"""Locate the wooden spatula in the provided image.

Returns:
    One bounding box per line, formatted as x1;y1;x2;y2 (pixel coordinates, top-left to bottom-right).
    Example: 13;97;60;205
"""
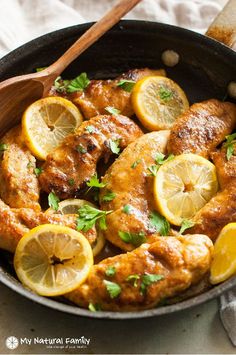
0;0;142;135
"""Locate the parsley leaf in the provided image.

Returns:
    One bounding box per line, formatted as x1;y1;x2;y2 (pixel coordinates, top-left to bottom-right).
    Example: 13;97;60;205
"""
105;107;121;115
149;211;170;236
86;173;106;189
159;87;173;101
155;153;174;165
48;192;60;211
140;274;164;295
88;303;101;312
104;280;121;299
131;159;142;169
148;164;159;176
66;72;90;93
179;219;195;234
108;139;120;154
224;133;236;160
68;178;75;186
76;204;112;232
0;143;8;152
126;274;140;287
105;266;116;277
35;66;47;72
118;231;146;247
76;144;87;154
86;125;95;134
53;76;70;93
123;204;132;214
116;79;136;92
34;167;43;177
102;191;116;202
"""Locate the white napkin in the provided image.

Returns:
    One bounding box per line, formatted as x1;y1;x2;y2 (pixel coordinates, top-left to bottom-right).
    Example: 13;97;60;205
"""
1;0;236;347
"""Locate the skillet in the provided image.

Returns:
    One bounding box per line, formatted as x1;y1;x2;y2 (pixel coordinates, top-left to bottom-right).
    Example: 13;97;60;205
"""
0;3;236;319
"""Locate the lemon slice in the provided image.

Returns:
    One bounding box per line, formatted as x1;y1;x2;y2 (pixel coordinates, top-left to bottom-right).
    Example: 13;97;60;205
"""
131;76;189;131
154;153;218;226
22;97;83;160
46;199;105;257
14;224;93;296
210;223;236;284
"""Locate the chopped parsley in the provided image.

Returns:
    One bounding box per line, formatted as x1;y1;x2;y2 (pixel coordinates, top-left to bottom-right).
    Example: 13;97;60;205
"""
0;143;8;152
140;274;164;295
88;303;101;312
155;153;174;165
34;167;43;177
27;162;34;169
116;79;136;92
131;159;142;169
107;139;120;154
126;274;140;287
105;107;121;116
149;211;170;236
147;164;159;176
68;178;75;186
86;125;96;134
123;204;132;214
223;133;236;160
86;173;106;189
179;219;195;234
104;280;121;299
76;204;112;232
76;144;87;154
66;72;90;93
105;266;116;277
48;192;60;211
35;66;47;72
53;76;70;93
159;87;173;101
102;191;116;202
118;231;146;247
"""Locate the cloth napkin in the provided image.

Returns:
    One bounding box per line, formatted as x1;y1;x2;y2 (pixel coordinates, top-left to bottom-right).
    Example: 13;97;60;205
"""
0;0;235;347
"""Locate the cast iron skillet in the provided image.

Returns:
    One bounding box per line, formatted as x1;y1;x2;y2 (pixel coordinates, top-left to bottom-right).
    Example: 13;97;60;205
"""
0;21;236;319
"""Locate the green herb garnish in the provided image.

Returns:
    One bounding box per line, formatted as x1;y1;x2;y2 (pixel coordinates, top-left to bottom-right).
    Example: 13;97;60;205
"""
123;204;132;214
118;231;146;247
126;274;140;287
104;280;121;299
108;139;120;155
223;133;236;160
116;79;136;92
86;125;96;133
68;178;75;186
76;144;87;154
0;143;8;152
159;87;173;101
102;191;116;202
179;219;195;234
76;204;112;232
88;303;101;312
34;167;43;177
48;192;60;211
147;164;159;176
105;107;121;116
27;162;34;169
131;159;142;169
86;173;106;189
53;76;70;93
149;211;170;236
66;72;90;93
105;266;116;277
140;274;164;295
155;153;174;165
35;67;47;72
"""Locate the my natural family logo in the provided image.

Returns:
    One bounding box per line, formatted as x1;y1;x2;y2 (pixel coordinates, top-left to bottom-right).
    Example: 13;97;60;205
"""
5;335;91;350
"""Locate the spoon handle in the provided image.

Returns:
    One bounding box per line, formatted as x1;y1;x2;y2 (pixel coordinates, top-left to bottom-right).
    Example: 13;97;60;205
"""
48;0;142;75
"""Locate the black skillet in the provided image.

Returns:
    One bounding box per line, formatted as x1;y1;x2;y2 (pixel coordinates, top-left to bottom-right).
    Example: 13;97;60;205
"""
0;2;236;319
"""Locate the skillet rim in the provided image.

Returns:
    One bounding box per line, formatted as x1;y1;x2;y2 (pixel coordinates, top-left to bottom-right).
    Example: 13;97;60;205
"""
0;20;235;319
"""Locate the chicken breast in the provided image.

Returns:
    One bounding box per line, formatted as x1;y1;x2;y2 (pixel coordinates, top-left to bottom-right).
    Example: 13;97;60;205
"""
39;114;143;199
66;234;213;311
0;126;40;210
67;68;166;119
99;131;170;251
211;146;236;189
0;201;96;253
168;99;236;158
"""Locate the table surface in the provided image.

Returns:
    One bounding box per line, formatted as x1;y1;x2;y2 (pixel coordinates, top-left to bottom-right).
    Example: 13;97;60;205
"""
0;282;235;354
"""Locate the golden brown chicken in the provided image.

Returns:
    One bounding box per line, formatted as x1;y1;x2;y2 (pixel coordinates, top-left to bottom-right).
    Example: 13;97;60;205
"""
66;68;166;119
168;99;236;158
0;126;40;210
66;234;213;311
211;146;236;189
0;200;96;253
39;114;143;199
100;131;170;251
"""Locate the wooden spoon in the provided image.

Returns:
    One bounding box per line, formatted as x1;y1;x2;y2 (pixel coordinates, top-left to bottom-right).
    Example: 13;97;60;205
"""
0;0;142;135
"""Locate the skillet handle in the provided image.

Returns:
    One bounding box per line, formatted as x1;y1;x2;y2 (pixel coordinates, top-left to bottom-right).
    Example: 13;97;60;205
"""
206;0;236;50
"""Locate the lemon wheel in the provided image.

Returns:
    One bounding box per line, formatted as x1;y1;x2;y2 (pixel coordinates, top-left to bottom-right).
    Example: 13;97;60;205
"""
46;199;105;257
22;97;83;160
14;224;93;296
154;153;218;226
132;76;189;131
210;223;236;284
